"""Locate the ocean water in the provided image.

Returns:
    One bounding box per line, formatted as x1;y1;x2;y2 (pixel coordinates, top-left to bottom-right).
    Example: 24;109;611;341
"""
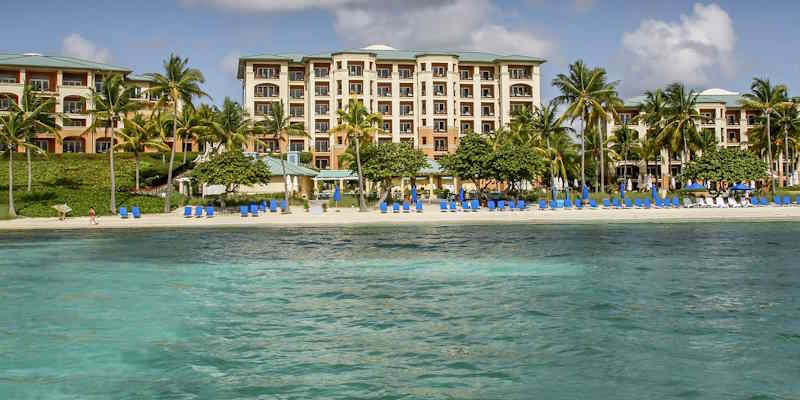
0;223;798;399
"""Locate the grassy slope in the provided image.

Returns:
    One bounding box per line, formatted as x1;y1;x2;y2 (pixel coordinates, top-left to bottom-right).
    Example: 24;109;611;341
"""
0;153;192;217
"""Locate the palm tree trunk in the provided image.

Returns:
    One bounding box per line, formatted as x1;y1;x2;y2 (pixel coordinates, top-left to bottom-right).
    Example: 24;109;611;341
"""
280;136;291;213
354;135;367;212
135;152;140;192
26;146;32;192
183;141;188;165
580;114;586;191
784;128;789;187
766;113;775;194
8;148;16;218
164;102;178;213
547;136;554;199
599;118;605;193
107;124;116;214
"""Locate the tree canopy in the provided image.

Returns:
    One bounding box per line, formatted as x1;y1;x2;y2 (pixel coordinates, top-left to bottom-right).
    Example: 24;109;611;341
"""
680;148;768;183
438;133;495;185
357;142;427;199
192;150;271;195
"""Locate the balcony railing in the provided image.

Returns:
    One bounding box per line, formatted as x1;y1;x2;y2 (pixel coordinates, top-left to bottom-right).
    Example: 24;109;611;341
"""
377;70;391;79
289;73;304;81
315;90;329;96
434;144;448;151
378;90;391;97
400;109;413;116
399;91;413;97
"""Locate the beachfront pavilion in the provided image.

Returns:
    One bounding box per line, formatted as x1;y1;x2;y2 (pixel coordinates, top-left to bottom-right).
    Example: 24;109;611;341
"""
202;156;318;199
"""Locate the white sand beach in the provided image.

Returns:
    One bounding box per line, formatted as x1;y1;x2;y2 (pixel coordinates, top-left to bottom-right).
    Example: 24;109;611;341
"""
2;205;800;231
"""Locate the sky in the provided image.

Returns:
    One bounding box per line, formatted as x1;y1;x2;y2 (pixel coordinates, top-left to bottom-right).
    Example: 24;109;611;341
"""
5;0;800;106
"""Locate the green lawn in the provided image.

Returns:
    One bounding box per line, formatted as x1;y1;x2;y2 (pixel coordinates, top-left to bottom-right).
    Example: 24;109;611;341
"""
1;153;192;218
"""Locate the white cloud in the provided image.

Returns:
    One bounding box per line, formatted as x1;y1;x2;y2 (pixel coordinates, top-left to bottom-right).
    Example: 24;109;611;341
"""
182;0;553;57
218;50;241;78
620;3;736;91
61;33;113;63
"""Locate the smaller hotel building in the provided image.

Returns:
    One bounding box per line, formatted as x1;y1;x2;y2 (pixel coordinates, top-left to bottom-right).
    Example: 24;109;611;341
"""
608;88;762;186
0;53;195;154
237;45;545;169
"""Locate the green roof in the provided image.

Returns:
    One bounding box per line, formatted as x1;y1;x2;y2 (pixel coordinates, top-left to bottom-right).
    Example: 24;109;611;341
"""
315;169;358;180
623;93;748;108
419;159;444;175
127;74;154;82
238;48;545;78
0;53;130;73
260;156;318;177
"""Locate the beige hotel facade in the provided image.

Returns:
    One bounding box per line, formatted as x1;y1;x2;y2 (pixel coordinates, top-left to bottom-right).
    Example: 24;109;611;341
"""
237;45;545;169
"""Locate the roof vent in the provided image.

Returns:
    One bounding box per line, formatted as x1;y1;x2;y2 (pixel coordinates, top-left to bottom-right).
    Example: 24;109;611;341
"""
362;44;397;51
23;52;43;56
699;88;739;96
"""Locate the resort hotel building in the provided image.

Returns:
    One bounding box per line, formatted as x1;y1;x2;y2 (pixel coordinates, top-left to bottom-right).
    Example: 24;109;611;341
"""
236;45;545;169
0;53;197;154
608;88;767;188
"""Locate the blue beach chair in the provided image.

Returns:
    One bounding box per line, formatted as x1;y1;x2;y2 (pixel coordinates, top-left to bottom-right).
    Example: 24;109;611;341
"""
760;196;768;206
574;199;583;209
750;197;758;207
538;199;547;210
280;200;287;212
590;199;598;209
497;200;506;210
624;198;633;209
653;197;662;208
249;203;258;216
184;206;192;218
119;207;128;219
672;197;680;208
462;201;471;211
393;202;400;213
195;206;203;217
380;202;388;213
205;206;214;217
472;199;480;211
612;198;621;209
488;200;496;211
796;196;800;206
517;200;525;210
783;196;791;207
416;201;423;213
440;200;448;212
643;198;651;209
269;199;278;212
634;198;643;209
240;205;248;217
564;198;572;209
773;196;781;206
602;198;611;209
550;199;559;210
449;201;457;212
402;202;411;213
508;200;516;211
259;200;267;212
132;206;141;218
662;198;671;209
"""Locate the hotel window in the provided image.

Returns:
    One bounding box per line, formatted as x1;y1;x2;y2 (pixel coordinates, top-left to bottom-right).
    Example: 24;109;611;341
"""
315;103;329;115
0;73;16;83
315;120;329;133
62;74;83;87
461;87;471;98
460;69;471;80
461;105;471;116
63;118;86;127
30;76;50;91
314;138;329;152
315;157;329;169
511;85;531;97
63;99;84;114
315;84;329;96
434;138;447;151
400;121;412;133
482;105;493;116
510;68;530;79
727;115;738;125
255;103;269;115
482;122;492;133
481;87;492;98
400;104;412;116
290;71;304;81
420;63;426;71
314;67;329;78
382;121;391;131
289;105;304;117
619;113;631;124
289;140;305;152
337;136;343;145
95;140;112;153
0;96;10;110
131;87;143;98
377;68;391;78
378;103;390;115
94;76;104;92
290;87;304;99
747;114;757;126
256;67;277;79
349;64;362;76
481;70;493;80
435;120;446;132
434;84;445;96
336;61;342;70
62;139;83;153
255;85;279;97
422;137;427;145
349;82;362;94
400;86;412;97
398;68;411;79
377;86;391;97
432;66;446;77
421;101;426;115
434;102;446;114
461;122;471;132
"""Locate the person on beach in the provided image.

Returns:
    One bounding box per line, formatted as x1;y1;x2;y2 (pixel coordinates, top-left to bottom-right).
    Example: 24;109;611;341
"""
89;207;98;225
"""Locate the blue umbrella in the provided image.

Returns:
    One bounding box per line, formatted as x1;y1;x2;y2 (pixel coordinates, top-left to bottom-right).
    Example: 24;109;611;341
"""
620;181;625;199
411;185;418;203
686;183;705;191
459;187;465;202
582;184;589;200
566;186;571;202
652;183;658;200
333;185;341;204
730;183;752;192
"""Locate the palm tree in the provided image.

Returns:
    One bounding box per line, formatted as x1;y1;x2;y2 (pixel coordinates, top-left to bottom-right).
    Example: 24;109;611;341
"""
584;126;619;190
202;98;263;153
662;83;701;166
146;54;208;213
610;123;640;182
17;84;59;192
693;129;717;154
590;87;622;192
116;114;169;191
260;101;307;213
635;89;670;186
85;73;141;214
552;60;617;190
740;78;788;193
524;101;572;196
0;99;51;217
333;99;382;211
772;102;799;185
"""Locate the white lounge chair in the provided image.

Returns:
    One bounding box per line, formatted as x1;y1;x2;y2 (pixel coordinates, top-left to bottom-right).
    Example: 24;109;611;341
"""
741;198;751;208
705;197;715;208
728;197;739;208
683;198;694;208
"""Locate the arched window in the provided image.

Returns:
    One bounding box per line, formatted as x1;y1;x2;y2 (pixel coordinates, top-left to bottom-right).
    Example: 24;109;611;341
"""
254;84;279;98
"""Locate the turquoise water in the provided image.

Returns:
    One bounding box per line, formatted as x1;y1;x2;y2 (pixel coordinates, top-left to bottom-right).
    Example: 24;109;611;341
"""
1;223;799;399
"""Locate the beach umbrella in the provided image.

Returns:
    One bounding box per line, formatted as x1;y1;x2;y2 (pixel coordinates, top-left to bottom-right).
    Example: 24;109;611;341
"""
573;179;578;188
582;184;589;200
670;176;676;190
686;183;705;191
626;178;632;192
51;203;72;215
730;183;752;192
458;187;465;202
645;175;651;189
333;185;341;205
411;185;418;203
652;184;658;200
620;181;625;199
